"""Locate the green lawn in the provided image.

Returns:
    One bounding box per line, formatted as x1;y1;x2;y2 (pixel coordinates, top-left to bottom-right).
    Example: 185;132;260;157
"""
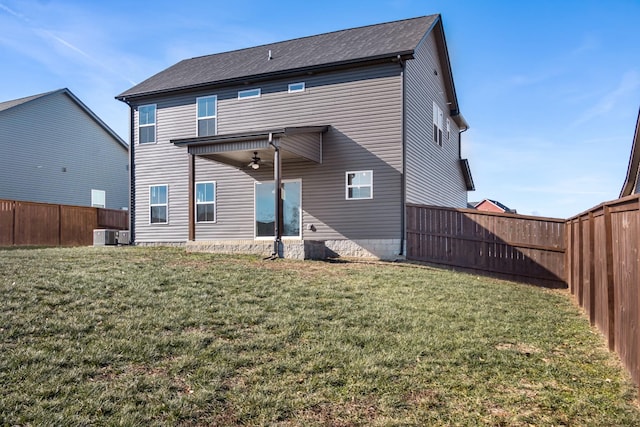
1;246;638;426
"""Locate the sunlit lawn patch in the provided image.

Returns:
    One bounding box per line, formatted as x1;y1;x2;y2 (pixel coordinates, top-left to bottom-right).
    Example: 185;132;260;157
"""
1;246;638;425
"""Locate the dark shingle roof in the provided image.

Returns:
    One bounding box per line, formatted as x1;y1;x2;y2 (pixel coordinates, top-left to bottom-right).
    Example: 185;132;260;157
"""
0;90;58;113
117;15;439;100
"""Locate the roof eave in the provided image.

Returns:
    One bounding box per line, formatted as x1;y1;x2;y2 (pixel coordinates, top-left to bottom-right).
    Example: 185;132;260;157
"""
431;17;463;121
59;89;128;149
116;51;415;103
620;108;640;197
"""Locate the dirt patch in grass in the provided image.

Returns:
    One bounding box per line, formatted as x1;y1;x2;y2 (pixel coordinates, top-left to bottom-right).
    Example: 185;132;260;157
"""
495;342;542;355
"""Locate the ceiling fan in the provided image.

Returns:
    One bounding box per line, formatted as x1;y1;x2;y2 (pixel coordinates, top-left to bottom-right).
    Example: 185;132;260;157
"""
248;151;261;169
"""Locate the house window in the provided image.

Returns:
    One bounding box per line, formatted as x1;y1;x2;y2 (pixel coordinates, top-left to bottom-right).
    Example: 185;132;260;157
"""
150;185;168;224
91;189;105;208
346;171;373;200
139;104;156;144
446;118;451;140
197;96;217;137
238;88;261;99
433;102;443;146
255;180;301;239
196;182;216;222
288;82;305;93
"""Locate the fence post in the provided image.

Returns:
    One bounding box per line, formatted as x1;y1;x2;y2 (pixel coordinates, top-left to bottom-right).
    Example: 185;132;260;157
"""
569;219;574;294
577;216;584;305
604;205;615;351
588;212;596;326
12;200;16;245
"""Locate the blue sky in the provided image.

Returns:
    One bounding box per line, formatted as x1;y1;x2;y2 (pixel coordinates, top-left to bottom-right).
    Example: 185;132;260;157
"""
0;0;638;218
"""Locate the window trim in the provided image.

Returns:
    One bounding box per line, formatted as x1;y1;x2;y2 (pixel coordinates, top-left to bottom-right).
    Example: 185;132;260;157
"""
149;184;168;224
91;189;106;208
238;88;261;99
254;179;302;240
195;181;216;223
196;95;217;137
138;104;156;144
345;170;373;200
288;82;305;93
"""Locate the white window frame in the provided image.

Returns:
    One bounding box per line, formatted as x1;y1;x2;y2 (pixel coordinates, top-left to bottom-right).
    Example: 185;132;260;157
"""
195;181;216;223
238;88;261;99
149;184;168;224
196;95;217;137
433;101;444;146
138;104;156;144
345;170;373;200
288;82;305;93
254;179;302;240
91;189;106;208
446;118;451;140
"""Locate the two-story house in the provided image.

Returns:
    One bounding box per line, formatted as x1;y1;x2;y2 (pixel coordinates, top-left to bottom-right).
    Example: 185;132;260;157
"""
116;14;474;259
0;88;129;210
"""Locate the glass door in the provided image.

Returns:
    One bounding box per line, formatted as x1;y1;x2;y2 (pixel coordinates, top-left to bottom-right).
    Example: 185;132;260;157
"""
255;180;301;238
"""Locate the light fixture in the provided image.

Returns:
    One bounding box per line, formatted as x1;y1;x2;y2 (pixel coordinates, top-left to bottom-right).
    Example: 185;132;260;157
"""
249;152;260;169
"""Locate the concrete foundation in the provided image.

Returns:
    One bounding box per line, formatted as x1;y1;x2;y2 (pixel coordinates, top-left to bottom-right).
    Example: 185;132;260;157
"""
185;239;404;260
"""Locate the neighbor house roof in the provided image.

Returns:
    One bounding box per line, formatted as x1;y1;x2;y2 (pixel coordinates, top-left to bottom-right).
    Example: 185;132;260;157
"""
116;14;462;119
470;199;516;214
0;88;128;149
0;90;59;113
620;108;640;197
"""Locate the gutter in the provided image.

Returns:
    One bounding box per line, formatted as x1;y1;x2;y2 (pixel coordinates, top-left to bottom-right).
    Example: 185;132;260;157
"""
116;53;416;102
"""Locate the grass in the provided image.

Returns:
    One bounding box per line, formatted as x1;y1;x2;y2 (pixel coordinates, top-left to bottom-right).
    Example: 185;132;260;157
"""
0;246;639;426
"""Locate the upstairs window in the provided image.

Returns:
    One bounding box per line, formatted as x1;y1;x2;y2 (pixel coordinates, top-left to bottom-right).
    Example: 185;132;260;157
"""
288;82;305;93
139;104;156;144
197;96;217;136
238;88;261;99
446;118;451;140
433;102;443;146
150;185;168;224
196;182;216;222
346;171;373;200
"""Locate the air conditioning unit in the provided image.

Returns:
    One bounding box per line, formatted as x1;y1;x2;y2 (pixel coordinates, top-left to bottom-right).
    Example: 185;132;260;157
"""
93;229;118;246
117;230;130;245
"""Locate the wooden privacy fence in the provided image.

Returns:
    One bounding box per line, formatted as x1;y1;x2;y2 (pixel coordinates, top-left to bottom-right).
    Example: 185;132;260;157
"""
0;199;128;246
406;204;566;288
567;194;640;389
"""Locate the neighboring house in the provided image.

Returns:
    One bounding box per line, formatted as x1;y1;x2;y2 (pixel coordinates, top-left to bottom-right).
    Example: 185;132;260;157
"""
620;108;640;197
0;88;129;210
116;14;474;259
469;199;517;214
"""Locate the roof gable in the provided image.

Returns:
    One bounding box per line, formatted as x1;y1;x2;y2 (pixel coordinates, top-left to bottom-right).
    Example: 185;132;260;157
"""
117;15;439;100
0;88;128;150
0;90;59;113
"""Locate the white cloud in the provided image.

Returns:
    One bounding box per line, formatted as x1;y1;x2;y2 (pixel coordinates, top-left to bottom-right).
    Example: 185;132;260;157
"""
571;70;640;127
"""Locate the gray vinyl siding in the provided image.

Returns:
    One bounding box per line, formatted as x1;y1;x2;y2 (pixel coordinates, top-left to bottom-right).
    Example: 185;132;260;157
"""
404;31;468;207
132;63;403;243
0;92;129;209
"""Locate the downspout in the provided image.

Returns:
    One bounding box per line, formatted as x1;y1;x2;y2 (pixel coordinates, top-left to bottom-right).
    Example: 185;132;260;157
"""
399;55;406;257
458;124;468;158
128;104;135;244
270;133;283;257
